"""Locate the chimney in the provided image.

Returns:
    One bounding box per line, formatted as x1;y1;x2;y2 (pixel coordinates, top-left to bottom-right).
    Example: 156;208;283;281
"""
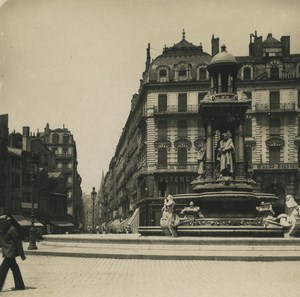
211;34;219;57
145;43;151;72
281;35;290;57
45;123;50;136
253;34;263;58
22;126;30;151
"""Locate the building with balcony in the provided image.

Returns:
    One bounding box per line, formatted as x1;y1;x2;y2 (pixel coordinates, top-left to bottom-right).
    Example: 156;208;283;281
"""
37;123;83;227
101;31;300;226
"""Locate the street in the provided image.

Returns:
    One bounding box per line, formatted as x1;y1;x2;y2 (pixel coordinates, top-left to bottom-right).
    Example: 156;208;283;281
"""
1;255;300;297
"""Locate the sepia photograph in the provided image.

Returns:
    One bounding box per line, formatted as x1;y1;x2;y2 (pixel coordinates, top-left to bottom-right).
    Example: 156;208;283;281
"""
0;0;300;296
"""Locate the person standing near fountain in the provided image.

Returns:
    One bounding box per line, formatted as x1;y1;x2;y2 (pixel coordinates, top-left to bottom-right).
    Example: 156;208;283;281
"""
218;132;235;176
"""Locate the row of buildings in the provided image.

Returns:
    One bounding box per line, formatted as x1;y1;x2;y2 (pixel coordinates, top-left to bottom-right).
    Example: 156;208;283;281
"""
0;118;84;234
99;31;300;227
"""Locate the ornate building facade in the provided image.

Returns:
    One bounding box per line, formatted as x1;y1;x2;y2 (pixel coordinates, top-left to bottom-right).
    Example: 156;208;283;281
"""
101;31;300;226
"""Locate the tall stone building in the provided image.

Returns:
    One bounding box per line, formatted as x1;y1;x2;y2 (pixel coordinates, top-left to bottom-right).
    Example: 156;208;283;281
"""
101;31;300;226
37;123;83;227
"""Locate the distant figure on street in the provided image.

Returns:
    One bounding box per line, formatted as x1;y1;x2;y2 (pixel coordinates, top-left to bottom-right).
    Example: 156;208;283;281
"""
0;215;26;291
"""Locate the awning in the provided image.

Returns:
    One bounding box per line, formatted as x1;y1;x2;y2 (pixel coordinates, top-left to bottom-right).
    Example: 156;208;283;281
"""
24;217;44;228
11;215;31;227
50;220;74;228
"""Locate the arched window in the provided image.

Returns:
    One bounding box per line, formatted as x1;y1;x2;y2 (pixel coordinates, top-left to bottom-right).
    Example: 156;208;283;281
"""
157;66;169;82
158;148;168;168
199;68;207;80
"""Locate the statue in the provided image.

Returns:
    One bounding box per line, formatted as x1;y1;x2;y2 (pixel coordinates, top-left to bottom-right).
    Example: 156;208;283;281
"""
260;195;300;237
160;194;180;237
217;132;235;175
197;143;206;179
180;202;204;225
277;195;300;237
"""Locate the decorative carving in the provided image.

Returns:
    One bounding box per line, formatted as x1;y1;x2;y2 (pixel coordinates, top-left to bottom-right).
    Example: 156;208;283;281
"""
266;137;285;149
194;137;206;150
216;132;235;175
174;138;192;150
180;202;204;226
154;139;171;150
184;218;264;227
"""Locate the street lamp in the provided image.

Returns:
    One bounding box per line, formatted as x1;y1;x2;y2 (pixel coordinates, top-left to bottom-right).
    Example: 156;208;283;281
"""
91;187;97;233
28;152;39;250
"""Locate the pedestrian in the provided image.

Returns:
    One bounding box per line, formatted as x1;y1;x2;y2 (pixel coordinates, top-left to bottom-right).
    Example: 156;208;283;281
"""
0;215;26;291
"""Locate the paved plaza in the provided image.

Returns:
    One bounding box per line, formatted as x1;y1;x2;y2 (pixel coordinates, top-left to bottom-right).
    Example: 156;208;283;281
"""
1;255;300;297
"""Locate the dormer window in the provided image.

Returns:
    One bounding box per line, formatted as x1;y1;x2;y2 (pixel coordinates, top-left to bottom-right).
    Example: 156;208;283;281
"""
159;69;166;78
174;62;191;82
243;67;251;80
178;69;187;80
157;66;169;82
199;68;207;80
52;134;59;144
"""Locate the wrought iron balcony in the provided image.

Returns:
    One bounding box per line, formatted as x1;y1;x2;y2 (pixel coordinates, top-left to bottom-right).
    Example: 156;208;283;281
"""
153;105;198;114
254;103;295;112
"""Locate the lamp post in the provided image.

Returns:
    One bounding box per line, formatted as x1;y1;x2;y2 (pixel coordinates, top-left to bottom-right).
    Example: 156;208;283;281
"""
91;187;97;233
28;152;39;250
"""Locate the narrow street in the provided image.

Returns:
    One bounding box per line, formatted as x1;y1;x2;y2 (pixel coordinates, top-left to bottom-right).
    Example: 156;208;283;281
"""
2;255;300;297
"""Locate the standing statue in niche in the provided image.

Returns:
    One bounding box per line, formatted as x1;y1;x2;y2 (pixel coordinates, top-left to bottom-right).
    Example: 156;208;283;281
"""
217;132;235;176
197;142;206;179
160;194;180;237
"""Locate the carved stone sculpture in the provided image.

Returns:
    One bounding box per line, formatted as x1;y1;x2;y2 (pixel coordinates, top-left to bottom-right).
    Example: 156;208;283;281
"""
160;194;180;237
180;202;204;225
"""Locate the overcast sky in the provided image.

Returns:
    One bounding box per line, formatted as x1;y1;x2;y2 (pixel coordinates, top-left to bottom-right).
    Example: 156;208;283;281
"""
1;0;300;194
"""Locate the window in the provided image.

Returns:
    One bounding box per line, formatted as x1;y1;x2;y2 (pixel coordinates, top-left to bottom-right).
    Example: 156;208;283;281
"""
178;93;187;112
158;120;167;139
243;67;251;80
298;90;300;109
52;134;59;144
178;69;187;80
158;148;167;168
269;147;280;163
158;181;167;197
158;69;168;82
63;148;68;156
63;134;69;144
269;118;280;136
158;94;167;112
178;181;187;194
178;148;187;168
22;193;31;203
52;147;57;155
270;67;279;79
244;119;252;137
270;91;280;109
178;120;187;138
159;69;166;78
199;68;207;80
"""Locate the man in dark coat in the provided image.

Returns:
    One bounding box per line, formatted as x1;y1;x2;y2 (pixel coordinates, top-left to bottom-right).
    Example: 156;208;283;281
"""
0;215;26;291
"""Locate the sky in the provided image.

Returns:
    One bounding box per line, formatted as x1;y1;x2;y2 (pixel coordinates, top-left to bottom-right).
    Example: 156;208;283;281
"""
0;0;300;194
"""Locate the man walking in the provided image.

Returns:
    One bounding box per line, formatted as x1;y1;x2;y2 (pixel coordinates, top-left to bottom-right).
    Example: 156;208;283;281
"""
0;215;26;291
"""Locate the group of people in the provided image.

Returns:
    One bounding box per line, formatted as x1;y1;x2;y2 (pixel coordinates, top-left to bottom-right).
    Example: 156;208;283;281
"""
0;215;26;291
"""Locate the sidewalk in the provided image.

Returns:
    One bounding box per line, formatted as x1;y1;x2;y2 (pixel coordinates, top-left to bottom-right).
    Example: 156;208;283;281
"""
24;234;300;261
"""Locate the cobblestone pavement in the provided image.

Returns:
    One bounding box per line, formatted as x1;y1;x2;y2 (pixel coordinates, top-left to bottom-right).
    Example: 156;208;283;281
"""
1;256;300;297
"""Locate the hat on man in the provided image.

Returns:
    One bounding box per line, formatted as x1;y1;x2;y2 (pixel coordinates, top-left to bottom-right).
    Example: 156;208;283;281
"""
0;215;11;223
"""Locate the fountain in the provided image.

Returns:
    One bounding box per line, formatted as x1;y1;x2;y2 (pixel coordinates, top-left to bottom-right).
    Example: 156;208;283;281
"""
169;45;283;237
